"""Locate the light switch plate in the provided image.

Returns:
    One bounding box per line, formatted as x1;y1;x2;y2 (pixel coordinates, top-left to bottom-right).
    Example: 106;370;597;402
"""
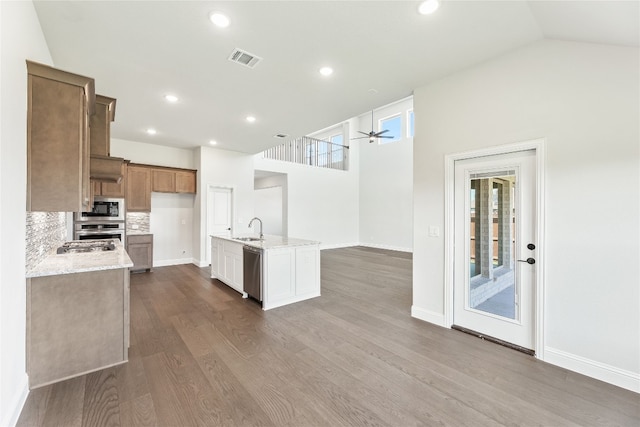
428;226;440;237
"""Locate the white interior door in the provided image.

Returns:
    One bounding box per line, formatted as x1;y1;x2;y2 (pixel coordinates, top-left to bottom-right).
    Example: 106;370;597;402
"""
453;150;537;350
206;187;232;264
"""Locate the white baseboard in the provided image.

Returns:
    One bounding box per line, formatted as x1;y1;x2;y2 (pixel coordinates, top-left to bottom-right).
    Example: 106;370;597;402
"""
319;242;414;253
193;259;209;268
153;258;193;267
319;242;359;250
1;374;29;427
544;346;640;393
360;243;413;253
411;305;446;327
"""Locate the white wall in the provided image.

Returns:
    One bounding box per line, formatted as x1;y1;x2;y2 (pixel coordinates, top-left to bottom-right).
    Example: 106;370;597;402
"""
194;146;256;266
0;2;53;425
358;98;414;252
412;40;639;391
111;138;195;169
150;193;194;266
254;139;360;249
111;138;196;266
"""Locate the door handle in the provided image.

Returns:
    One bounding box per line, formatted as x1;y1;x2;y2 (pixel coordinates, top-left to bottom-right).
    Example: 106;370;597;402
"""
517;258;536;265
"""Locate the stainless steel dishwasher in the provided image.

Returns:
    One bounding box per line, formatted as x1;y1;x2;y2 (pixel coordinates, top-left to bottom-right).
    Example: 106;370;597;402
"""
243;245;263;301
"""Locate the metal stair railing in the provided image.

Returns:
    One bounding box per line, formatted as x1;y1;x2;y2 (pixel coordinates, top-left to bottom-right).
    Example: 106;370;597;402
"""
262;136;349;171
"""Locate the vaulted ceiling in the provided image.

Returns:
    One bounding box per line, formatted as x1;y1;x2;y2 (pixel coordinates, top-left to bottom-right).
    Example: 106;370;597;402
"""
33;1;639;154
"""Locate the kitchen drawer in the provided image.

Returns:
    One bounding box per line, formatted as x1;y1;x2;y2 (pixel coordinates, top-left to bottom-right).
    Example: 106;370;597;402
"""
127;234;153;245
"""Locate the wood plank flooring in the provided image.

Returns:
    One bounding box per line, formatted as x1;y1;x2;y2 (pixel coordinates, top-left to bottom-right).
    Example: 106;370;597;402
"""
17;247;640;426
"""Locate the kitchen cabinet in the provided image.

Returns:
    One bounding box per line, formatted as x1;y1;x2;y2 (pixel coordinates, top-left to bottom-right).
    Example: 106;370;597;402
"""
92;162;127;198
127;234;153;272
152;168;175;193
27;268;130;388
126;165;151;211
210;235;320;309
26;60;95;212
263;244;320;310
152;167;197;194
89;95;116;156
176;170;197;193
211;237;245;296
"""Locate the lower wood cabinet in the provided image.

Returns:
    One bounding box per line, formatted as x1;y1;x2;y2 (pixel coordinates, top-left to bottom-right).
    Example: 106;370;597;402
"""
27;268;129;388
127;234;153;272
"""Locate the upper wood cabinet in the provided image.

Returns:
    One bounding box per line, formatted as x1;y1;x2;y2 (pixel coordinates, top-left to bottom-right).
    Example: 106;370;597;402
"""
176;171;197;193
126;163;196;211
152;169;176;193
126;165;151;212
26;60;95;212
150;166;197;194
90;95;116;156
93;162;127;198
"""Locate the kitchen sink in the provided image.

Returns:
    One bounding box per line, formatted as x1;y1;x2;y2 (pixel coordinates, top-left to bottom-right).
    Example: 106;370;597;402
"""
234;237;263;242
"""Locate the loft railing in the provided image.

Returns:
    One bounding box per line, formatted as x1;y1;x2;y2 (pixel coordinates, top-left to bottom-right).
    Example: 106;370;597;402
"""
262;136;349;171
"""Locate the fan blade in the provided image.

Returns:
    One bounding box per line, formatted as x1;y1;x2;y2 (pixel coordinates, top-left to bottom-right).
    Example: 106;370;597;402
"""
378;135;394;139
357;131;371;136
350;136;372;140
375;129;390;135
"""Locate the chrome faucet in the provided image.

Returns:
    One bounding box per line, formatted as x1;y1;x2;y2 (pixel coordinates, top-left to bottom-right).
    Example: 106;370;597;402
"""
248;217;263;240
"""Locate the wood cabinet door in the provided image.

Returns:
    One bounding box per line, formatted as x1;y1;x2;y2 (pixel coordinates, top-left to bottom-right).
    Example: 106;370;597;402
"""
152;169;175;193
27;74;91;212
100;163;126;198
176;171;196;193
126;166;151;211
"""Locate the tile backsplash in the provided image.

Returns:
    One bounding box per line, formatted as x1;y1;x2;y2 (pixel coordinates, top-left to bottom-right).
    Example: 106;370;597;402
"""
26;212;67;272
127;212;150;234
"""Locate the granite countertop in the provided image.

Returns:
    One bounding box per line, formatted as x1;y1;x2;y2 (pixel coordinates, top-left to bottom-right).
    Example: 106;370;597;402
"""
211;234;320;250
27;239;134;278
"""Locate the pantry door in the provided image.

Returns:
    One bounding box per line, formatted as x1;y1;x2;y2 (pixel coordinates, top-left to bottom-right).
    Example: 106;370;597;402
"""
453;149;537;351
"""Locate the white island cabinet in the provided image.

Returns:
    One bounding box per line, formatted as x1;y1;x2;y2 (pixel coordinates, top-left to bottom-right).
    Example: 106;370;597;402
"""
211;235;320;310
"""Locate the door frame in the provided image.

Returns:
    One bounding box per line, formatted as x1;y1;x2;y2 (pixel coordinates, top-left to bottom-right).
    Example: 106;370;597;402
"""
206;184;235;265
444;138;546;359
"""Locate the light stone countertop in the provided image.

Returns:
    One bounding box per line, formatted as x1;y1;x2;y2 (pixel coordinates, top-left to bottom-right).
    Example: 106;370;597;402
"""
211;234;319;250
26;239;134;278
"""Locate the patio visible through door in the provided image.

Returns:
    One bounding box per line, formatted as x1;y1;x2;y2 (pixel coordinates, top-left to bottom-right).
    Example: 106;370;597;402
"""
453;150;537;351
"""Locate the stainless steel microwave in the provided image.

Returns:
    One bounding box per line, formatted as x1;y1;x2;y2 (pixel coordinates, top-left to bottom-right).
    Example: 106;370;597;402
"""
75;197;125;222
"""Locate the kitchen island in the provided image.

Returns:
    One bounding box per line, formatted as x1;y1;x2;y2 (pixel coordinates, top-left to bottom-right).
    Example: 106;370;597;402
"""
211;234;320;310
26;239;133;389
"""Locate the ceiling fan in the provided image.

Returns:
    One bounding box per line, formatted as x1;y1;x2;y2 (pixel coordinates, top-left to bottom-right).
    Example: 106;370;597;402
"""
351;110;395;143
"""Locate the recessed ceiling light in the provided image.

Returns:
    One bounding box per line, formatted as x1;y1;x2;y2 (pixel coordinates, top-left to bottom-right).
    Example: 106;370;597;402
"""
418;0;440;15
319;66;333;77
246;116;256;123
164;94;178;103
209;12;230;28
146;128;157;135
209;140;217;145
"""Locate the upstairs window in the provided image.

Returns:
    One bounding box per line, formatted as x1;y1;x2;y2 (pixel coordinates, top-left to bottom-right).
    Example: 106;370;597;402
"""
378;114;402;144
407;109;415;138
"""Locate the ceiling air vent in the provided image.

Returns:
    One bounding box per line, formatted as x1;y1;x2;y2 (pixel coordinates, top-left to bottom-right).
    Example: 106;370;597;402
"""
228;48;262;69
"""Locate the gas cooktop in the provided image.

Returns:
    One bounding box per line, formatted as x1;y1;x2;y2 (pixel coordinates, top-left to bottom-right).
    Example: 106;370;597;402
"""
56;239;116;254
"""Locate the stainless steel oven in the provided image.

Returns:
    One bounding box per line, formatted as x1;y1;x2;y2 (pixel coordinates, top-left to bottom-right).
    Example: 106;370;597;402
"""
74;222;125;241
75;197;125;222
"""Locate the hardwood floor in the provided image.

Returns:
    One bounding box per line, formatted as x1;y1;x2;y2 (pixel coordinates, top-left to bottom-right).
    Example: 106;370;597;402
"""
17;247;639;426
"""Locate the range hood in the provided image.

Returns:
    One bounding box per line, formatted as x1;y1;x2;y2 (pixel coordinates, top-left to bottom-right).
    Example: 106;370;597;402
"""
90;154;124;183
